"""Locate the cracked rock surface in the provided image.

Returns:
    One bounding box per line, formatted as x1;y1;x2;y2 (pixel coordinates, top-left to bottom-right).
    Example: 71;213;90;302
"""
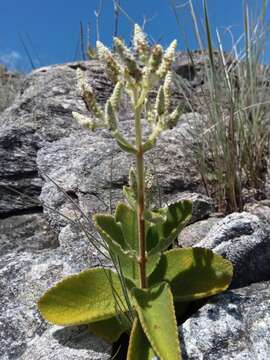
197;212;270;288
180;281;270;360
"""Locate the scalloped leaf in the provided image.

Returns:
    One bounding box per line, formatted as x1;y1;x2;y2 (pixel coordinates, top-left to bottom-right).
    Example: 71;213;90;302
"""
127;318;156;360
147;200;192;255
38;268;126;326
149;248;233;301
123;185;137;209
144;209;166;224
94;211;139;283
115;202;139;252
88;313;131;343
114;203;161;284
132;282;181;360
93;213;136;259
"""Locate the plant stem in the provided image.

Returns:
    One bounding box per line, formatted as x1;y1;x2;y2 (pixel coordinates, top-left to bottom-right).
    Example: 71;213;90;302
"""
135;105;147;288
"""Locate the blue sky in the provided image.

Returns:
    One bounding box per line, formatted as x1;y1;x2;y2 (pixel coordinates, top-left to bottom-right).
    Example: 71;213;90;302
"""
0;0;269;72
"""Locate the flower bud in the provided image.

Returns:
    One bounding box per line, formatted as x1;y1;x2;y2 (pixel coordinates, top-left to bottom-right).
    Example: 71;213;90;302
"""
96;41;121;83
110;81;123;112
129;167;137;194
75;69;103;119
82;89;103;120
157;39;177;78
114;37;142;82
133;24;149;62
155;86;165;116
145;169;154;191
146;109;156;127
167;104;182;129
114;37;133;61
105;100;117;131
148;45;163;73
142;45;163;87
72;111;96;130
164;71;173;112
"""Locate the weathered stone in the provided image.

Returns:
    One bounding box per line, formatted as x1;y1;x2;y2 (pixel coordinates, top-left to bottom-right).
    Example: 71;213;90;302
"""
0;127;42;216
0;213;58;255
0;219;111;359
36;117;206;231
0;61;112;216
197;212;270;288
0;60;205;217
178;216;220;247
244;200;270;223
180;281;270;360
21;325;111;360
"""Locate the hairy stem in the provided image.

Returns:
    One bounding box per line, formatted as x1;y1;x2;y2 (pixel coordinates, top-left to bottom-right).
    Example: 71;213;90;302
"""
135;105;147;288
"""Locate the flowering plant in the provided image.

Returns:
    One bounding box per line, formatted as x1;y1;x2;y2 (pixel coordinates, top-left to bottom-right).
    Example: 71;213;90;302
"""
38;25;233;359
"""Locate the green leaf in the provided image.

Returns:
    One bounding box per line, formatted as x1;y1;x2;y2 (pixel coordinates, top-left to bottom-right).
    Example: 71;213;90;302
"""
132;282;182;360
94;208;140;283
93;213;136;259
147;200;192;255
88;313;131;343
115;202;139;252
123;185;137;209
116;252;140;286
144;209;166;224
127;318;156;360
38;268;126;326
114;203;161;284
149;248;233;301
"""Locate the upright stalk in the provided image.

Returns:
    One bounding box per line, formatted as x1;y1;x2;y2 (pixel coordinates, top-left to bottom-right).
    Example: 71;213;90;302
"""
135;104;147;288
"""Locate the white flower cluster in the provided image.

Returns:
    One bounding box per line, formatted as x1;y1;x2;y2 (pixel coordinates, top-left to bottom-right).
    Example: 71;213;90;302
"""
73;24;181;149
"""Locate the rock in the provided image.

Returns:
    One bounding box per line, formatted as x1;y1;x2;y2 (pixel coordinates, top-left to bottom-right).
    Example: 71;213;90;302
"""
21;325;111;360
0;127;42;216
0;59;205;218
0;217;111;359
178;216;220;247
180;280;270;360
36;118;206;231
244;200;270;223
0;213;58;255
0;61;112;216
172;192;214;224
197;212;270;288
